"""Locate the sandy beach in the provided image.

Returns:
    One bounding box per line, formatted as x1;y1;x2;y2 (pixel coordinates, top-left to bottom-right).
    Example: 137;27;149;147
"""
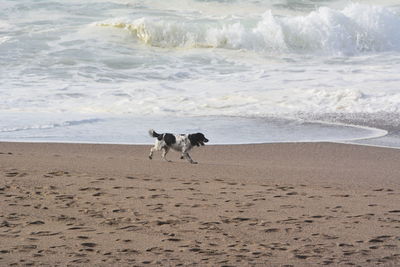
1;141;399;266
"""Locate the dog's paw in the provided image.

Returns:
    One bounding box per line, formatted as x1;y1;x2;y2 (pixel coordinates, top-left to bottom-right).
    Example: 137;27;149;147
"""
191;161;198;164
149;156;152;160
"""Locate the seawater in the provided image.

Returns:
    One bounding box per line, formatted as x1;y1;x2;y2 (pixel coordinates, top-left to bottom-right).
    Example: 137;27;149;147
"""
1;0;400;146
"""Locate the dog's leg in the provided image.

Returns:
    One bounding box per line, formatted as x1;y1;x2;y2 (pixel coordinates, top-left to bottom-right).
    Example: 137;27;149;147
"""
182;152;197;164
149;146;156;159
149;141;162;160
161;147;171;162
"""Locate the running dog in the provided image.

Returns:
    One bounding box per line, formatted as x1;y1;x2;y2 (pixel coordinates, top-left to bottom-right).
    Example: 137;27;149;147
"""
148;129;209;164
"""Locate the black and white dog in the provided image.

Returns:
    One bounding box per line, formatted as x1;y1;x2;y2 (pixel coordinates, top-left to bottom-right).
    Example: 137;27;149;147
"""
148;129;209;164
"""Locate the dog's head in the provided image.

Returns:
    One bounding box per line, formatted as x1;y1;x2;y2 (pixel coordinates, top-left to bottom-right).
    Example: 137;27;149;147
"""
188;133;209;147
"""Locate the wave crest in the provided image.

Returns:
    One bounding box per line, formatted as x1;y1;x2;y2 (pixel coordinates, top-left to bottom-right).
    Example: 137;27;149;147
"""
98;4;400;55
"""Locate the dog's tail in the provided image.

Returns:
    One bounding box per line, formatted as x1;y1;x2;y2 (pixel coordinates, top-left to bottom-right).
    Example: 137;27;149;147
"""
148;129;161;138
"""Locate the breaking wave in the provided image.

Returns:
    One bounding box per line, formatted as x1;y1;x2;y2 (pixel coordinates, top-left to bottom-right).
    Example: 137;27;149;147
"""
98;4;400;55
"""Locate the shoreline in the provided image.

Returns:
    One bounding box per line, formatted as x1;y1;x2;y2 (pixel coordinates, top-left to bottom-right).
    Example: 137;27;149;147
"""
1;141;400;266
0;137;399;150
1;115;395;148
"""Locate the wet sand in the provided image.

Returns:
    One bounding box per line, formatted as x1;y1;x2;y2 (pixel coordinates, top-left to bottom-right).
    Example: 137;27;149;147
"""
1;142;399;266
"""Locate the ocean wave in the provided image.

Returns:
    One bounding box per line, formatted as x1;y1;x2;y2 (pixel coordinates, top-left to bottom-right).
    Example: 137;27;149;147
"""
0;119;103;133
97;4;400;55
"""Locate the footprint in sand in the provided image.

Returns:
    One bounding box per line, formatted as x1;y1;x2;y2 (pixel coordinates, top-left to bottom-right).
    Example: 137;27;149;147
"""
5;172;19;177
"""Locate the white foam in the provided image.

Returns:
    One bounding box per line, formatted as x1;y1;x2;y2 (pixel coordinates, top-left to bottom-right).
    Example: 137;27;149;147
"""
0;36;11;45
0;119;103;133
97;4;400;55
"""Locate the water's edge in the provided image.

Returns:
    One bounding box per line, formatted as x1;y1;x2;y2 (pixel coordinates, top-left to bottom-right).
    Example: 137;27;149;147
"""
1;116;397;149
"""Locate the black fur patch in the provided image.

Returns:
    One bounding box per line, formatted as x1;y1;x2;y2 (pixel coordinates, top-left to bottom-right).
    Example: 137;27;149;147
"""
163;133;176;146
188;133;209;147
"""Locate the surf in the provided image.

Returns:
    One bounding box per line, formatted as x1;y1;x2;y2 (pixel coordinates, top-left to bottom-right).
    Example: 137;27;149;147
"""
97;4;400;55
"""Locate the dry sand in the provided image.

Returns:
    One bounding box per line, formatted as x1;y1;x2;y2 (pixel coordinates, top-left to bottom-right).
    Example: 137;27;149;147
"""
0;142;399;266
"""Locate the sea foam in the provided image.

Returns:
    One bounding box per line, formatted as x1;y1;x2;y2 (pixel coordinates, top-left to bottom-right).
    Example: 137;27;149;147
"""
98;4;400;55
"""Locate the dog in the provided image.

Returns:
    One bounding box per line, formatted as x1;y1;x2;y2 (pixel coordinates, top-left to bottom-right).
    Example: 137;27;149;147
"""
148;129;209;164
